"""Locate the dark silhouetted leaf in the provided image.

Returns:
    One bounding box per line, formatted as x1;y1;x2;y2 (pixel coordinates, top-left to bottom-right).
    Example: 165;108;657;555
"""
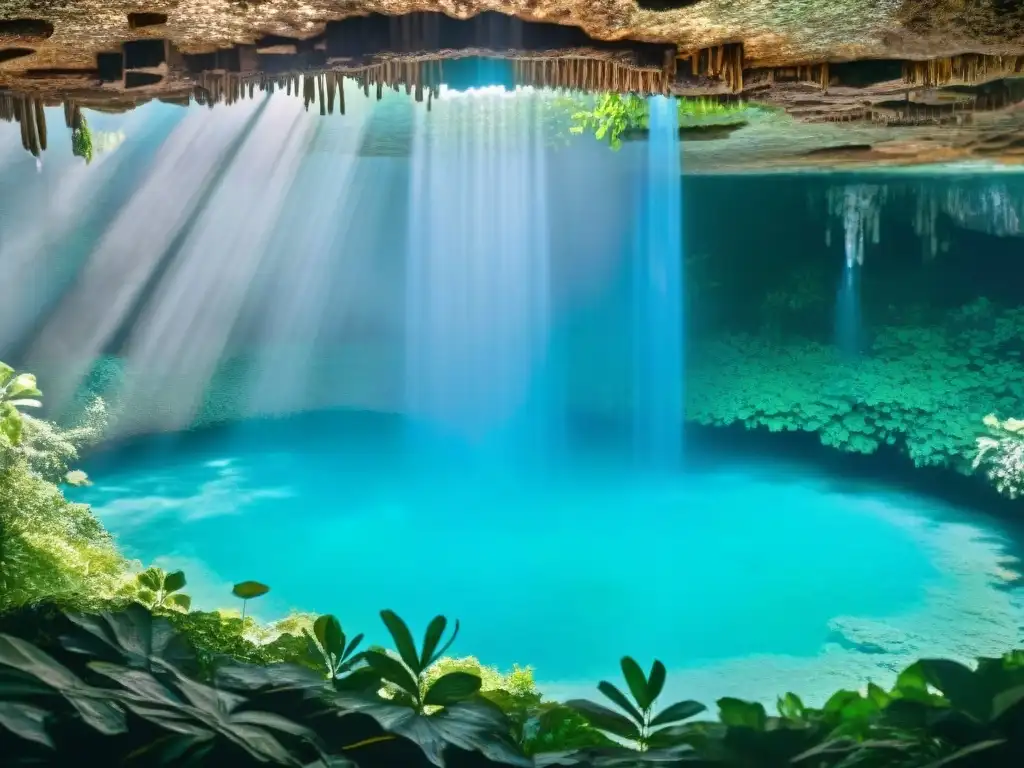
314;615;344;660
163;570;187;594
333;695;528;767
380;610;421;676
565;698;642;741
717;698;767;730
62;605;198;676
649;700;706;727
0;701;53;749
232;581;270;600
598;681;643;725
364;650;419;697
423;671;482;707
620;656;651;711
918;659;990;722
420;616;447;669
647;660;667;705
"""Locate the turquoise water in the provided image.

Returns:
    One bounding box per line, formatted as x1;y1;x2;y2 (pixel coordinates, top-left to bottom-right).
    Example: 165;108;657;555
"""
73;410;1024;707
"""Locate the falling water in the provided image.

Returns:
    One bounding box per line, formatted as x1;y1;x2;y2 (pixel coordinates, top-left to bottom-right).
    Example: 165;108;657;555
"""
831;185;881;357
631;95;683;467
403;91;559;470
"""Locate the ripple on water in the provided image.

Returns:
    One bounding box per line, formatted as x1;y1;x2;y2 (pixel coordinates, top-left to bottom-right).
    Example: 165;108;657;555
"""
74;415;1024;708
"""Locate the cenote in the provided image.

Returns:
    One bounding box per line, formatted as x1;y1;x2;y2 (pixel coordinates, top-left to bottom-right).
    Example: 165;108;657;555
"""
2;69;1024;764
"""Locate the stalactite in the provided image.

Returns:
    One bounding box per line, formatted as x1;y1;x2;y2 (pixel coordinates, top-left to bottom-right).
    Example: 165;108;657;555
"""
902;54;1024;87
34;98;46;152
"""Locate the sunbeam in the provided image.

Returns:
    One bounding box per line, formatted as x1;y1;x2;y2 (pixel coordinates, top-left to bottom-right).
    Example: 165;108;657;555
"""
24;98;266;413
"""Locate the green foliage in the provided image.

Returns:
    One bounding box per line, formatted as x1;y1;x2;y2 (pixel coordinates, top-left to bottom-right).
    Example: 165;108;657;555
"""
569;93;755;150
233;580;270;620
688;300;1024;484
565;656;705;752
0;364;123;613
973;414;1024;499
71;117;93;164
5;602;1024;767
0;363;42;446
132;566;192;612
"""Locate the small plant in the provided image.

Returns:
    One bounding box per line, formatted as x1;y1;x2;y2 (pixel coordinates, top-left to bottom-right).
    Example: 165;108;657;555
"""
135;567;191;612
363;609;480;713
231;580;269;621
973;413;1024;499
302;613;378;690
0;362;43;446
566;656;705;751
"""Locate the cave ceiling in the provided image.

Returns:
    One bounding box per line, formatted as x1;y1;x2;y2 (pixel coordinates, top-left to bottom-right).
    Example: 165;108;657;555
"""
3;0;1024;168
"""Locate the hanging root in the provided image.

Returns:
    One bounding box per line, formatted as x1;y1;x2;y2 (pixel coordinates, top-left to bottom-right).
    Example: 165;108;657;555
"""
677;42;745;92
902;54;1024;87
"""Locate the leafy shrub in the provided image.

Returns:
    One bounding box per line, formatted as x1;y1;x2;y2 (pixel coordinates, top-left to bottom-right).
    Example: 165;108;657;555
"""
3;603;1024;767
0;362;126;612
974;414;1024;499
687;300;1024;489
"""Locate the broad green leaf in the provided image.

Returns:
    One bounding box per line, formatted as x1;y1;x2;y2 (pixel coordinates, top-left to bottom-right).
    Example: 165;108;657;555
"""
619;656;651;711
163;570;187;594
137;568;163;592
334;695;529;767
314;615;344;659
646;660;667;705
823;689;863;713
597;681;644;725
918;659;990;721
419;615;447;669
649;699;706;727
866;683;890;709
564;698;642;742
0;362;14;386
363;650;420;698
428;618;460;666
777;692;805;720
0;702;53;749
232;581;270;600
8;373;41;399
423;671;482;707
717;697;767;730
164;594;192;612
379;610;421;675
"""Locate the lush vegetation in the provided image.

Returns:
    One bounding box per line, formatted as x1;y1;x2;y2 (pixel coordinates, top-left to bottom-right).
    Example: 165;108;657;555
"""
3;598;1024;767
2;361;1024;765
569;94;759;150
71;117;94;164
687;299;1024;496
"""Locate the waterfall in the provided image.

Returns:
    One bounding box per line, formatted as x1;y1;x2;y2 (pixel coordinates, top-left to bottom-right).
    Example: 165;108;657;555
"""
403;90;560;470
631;95;683;468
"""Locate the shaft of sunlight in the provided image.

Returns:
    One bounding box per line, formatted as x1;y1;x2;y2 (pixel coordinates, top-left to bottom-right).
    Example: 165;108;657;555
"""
243;82;379;418
25;99;265;412
116;91;316;434
404;89;559;470
0;130;130;352
631;95;683;468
